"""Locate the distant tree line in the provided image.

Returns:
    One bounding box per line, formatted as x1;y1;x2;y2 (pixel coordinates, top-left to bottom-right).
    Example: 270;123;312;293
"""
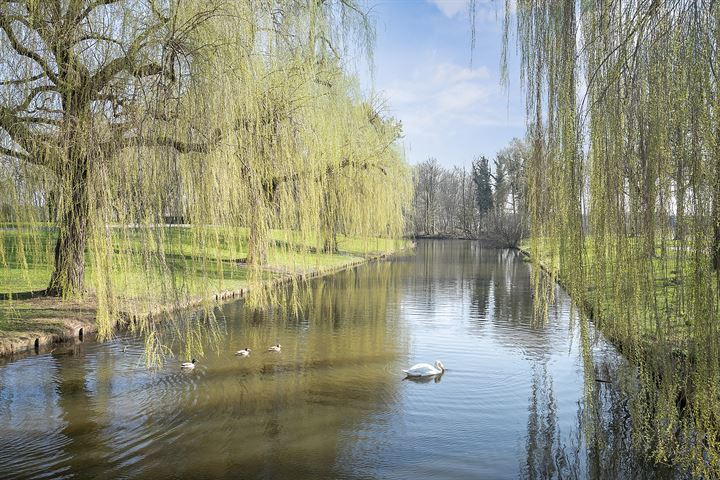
412;158;476;237
411;138;529;246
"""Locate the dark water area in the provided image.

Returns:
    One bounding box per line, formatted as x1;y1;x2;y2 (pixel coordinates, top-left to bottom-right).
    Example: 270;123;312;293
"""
0;241;675;479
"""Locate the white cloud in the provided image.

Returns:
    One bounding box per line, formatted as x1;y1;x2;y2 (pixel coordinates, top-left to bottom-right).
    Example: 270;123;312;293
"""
364;1;526;166
435;81;490;110
427;0;503;22
432;63;489;84
428;0;470;18
382;87;419;105
376;60;523;164
380;62;519;133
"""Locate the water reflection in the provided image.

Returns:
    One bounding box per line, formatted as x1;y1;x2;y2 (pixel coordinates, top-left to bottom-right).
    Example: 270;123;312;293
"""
524;363;568;480
403;374;443;384
0;240;684;478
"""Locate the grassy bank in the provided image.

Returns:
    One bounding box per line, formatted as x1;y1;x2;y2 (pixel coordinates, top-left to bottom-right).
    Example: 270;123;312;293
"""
518;238;720;475
519;238;709;347
0;226;412;357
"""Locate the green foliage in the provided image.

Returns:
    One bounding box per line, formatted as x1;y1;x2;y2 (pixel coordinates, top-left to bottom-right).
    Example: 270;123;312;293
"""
500;0;720;474
472;155;493;217
0;1;413;361
494;138;528;215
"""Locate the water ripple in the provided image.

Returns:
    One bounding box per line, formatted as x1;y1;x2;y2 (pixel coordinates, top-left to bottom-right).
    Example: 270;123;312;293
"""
0;241;659;479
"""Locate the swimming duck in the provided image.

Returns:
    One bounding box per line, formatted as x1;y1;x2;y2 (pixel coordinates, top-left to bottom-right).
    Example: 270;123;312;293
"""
403;360;445;377
267;344;281;352
181;359;197;370
235;348;251;357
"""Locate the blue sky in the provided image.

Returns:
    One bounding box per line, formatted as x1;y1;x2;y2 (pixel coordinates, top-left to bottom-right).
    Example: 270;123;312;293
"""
360;0;525;169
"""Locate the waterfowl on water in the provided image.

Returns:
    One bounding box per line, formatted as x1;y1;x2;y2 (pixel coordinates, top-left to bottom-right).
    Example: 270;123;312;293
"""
403;360;445;377
268;344;281;352
181;359;197;370
235;348;251;357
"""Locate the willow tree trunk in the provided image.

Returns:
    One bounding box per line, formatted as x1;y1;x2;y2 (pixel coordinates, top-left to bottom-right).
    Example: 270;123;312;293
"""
713;206;720;272
47;156;90;296
247;224;268;266
46;79;95;297
322;230;338;254
247;191;269;266
675;158;686;241
321;189;339;254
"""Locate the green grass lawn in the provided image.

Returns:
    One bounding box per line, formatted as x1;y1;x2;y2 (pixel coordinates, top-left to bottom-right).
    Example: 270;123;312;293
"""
0;226;408;297
519;237;716;347
0;226;410;352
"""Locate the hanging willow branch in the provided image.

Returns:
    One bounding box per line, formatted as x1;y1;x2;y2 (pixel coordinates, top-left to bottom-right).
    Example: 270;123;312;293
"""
493;0;720;475
0;0;412;365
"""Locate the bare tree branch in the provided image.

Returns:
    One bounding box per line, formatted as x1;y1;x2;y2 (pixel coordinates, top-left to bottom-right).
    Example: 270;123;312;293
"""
0;13;61;85
68;0;123;24
11;84;57;113
0;73;45;86
74;33;125;47
0;107;59;170
91;19;169;89
0;144;29;161
115;129;222;154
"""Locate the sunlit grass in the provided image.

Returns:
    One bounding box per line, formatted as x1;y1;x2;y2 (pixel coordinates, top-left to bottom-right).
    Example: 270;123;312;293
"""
520;237;713;343
0;227;410;300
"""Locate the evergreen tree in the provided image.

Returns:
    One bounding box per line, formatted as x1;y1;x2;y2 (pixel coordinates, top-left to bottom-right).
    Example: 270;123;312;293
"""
492;158;507;212
472;155;493;217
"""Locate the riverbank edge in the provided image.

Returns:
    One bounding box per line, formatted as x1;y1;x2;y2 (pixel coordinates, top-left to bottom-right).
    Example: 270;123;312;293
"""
411;234;477;240
516;245;617;340
0;242;415;360
515;246;680;370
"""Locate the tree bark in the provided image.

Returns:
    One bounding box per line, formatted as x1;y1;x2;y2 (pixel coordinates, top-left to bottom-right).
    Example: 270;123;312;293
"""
247;187;270;266
247;211;269;266
247;223;268;266
321;187;339;254
321;213;339;253
47;156;90;296
713;210;720;272
322;233;338;254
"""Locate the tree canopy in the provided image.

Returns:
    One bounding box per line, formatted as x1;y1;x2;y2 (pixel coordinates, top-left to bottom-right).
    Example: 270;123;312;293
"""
498;0;720;474
0;1;412;356
471;155;493;218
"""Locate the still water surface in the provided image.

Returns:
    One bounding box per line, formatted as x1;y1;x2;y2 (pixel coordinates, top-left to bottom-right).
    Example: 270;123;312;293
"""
0;241;668;479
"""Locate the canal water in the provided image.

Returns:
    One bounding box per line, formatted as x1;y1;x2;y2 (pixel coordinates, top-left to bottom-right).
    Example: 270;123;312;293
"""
0;241;671;479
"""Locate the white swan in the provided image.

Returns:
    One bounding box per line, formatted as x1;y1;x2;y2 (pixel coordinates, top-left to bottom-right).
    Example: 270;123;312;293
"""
403;360;445;377
181;359;197;370
235;348;251;357
268;344;281;352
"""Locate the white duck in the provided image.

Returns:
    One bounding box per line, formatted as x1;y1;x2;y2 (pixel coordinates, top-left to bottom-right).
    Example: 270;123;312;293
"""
267;344;282;352
403;360;445;377
235;348;251;357
181;359;197;370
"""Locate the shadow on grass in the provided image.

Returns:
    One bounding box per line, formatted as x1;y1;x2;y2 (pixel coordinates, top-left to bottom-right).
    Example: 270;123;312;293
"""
0;300;96;334
0;290;49;301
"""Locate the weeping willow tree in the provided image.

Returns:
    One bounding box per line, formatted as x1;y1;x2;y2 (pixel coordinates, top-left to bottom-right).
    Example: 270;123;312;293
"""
494;0;720;474
0;1;411;357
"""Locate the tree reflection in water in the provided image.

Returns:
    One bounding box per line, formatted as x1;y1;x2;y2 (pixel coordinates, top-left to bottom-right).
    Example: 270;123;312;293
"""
523;339;682;479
